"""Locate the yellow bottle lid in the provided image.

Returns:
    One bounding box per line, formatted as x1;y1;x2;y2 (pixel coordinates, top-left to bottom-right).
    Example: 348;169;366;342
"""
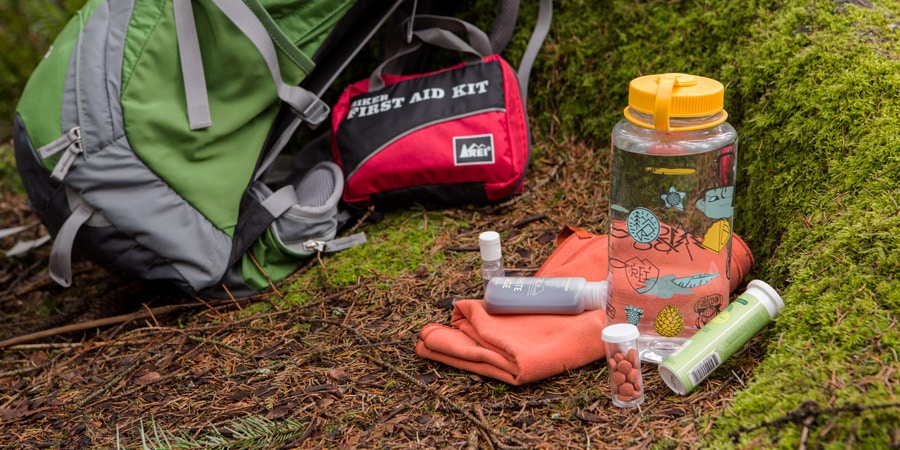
624;73;727;132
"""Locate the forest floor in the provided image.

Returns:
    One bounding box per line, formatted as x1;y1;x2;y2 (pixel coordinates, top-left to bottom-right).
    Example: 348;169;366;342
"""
0;140;786;449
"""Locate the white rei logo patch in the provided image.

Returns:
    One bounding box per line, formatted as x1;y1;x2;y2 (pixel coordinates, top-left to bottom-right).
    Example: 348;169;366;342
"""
454;134;495;166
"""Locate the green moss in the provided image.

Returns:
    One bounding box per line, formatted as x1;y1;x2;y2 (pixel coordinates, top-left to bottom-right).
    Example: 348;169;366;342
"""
518;1;773;147
235;301;274;319
0;0;83;142
323;209;456;284
704;2;900;447
0;144;24;193
279;208;463;307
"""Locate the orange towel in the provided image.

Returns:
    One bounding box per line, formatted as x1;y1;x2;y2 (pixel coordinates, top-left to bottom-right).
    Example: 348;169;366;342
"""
415;226;754;385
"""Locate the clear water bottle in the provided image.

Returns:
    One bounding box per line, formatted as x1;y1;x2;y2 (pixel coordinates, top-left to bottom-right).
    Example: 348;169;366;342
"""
608;73;738;363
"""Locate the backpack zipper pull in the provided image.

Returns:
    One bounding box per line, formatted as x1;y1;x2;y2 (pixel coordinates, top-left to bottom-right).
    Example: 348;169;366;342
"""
302;240;326;252
302;233;367;253
37;127;83;181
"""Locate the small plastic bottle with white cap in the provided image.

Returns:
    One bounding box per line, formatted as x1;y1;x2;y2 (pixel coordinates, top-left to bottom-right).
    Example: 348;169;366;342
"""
479;231;505;288
601;323;645;408
658;279;785;395
484;277;608;314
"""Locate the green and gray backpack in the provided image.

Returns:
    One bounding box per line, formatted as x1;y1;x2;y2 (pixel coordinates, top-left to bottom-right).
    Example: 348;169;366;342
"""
12;0;527;299
10;0;405;298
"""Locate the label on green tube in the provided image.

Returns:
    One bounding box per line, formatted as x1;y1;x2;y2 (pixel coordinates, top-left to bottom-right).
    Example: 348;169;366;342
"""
658;287;778;395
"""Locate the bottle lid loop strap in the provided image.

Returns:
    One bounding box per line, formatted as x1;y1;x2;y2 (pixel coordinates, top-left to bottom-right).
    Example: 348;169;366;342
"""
654;76;676;131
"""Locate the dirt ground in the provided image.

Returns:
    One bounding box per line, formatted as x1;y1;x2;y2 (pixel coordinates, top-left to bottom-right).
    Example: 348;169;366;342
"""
0;141;777;449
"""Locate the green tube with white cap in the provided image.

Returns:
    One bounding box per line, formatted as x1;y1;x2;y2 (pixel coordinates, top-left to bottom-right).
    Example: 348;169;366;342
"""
658;280;784;395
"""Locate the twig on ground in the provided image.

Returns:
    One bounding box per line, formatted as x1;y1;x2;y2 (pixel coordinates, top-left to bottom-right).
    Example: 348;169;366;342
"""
0;290;292;349
511;214;549;229
0;358;60;379
141;303;160;328
479;395;577;412
729;400;900;443
77;356;146;407
0;304;194;349
187;335;250;357
0;260;44;300
4;342;83;351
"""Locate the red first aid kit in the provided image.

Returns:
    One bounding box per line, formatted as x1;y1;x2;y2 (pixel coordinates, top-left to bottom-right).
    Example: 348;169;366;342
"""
331;17;537;210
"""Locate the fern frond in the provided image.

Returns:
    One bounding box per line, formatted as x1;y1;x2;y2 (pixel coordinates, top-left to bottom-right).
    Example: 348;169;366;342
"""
134;414;308;450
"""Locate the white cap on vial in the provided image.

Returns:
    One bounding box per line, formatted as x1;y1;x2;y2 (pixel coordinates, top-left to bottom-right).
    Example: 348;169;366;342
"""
601;323;640;344
478;231;502;261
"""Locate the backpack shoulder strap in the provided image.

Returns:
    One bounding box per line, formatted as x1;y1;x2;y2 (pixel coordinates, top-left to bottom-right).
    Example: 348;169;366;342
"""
516;0;553;103
253;0;407;182
301;0;408;98
48;204;94;287
174;0;332;130
489;0;521;54
173;0;212;130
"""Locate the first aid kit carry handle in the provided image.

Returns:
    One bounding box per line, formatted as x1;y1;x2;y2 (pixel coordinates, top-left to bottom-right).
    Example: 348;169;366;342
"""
368;17;493;91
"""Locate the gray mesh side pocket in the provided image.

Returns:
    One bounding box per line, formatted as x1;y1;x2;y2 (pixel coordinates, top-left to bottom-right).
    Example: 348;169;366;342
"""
271;161;343;256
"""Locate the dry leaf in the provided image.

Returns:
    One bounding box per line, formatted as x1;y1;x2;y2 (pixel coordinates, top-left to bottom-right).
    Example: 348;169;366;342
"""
573;408;607;424
327;367;350;382
133;372;161;384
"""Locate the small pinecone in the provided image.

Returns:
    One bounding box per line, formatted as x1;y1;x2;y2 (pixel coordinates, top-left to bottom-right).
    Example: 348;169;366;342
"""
654;305;684;337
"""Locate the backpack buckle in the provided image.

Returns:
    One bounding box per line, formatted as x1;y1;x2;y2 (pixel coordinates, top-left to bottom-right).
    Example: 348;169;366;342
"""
37;127;84;181
296;98;331;128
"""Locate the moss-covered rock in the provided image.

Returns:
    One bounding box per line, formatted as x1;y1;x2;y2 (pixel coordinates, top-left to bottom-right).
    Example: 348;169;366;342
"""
710;2;900;447
518;0;900;447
